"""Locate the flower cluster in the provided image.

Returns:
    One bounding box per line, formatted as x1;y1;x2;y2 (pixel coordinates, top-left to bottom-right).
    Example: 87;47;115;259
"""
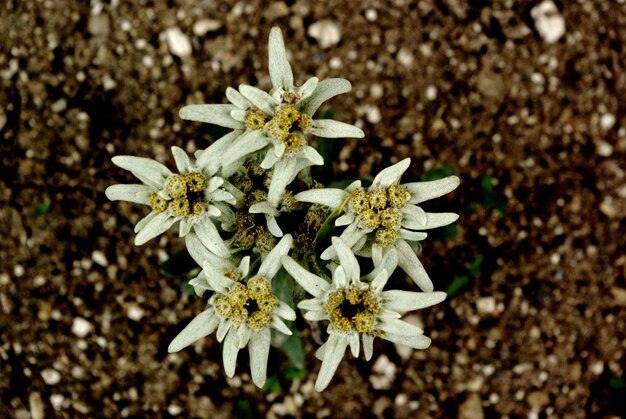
106;27;460;391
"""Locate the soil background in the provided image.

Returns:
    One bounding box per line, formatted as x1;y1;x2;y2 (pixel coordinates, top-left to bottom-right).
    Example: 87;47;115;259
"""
1;0;626;418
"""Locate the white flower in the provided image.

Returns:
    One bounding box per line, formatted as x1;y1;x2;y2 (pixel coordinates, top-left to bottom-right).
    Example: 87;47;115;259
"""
178;26;364;180
282;237;446;392
168;235;296;388
105;144;235;255
294;158;460;291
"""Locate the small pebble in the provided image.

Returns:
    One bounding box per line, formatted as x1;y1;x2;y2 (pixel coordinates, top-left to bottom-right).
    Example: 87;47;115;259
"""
531;1;565;43
307;20;341;48
370;355;396;390
527;391;550;409
192;19;222;36
164;27;192;58
71;317;93;337
397;48;414;67
126;304;144;321
476;296;496;315
365;9;378;21
29;392;45;419
51;98;67;113
50;394;64;410
425;85;437;101
41;368;61;385
91;250;108;267
596;141;613;157
600;113;616;130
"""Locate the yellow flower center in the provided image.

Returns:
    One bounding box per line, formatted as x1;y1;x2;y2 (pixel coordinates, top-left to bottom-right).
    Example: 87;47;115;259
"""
214;277;278;330
149;172;210;218
325;286;380;334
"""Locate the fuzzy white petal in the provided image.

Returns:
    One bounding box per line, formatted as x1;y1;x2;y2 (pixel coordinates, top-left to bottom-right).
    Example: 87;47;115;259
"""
239;85;278;115
134;212;176;245
249;201;279;216
222;130;269;167
401;204;428;229
112;156;172;188
268;27;294;91
171;146;192;173
105;184;153;205
335;213;354;226
310;119;364;139
197;130;242;175
134;211;157;233
371;158;411;188
282;256;330;298
179;104;242;129
396;239;433;292
315;335;348;392
260;148;280;169
194;221;230;258
321;223;368;260
257;234;293;280
184;233;232;270
274;301;296;321
405;176;461;204
398;229;428;242
300;78;352;116
216;320;231;342
297;77;319;99
422;212;460;229
249;328;271;387
168;309;219;352
383;291;447;312
267;158;299;206
331;237;360;282
349;332;360;358
294;188;348;209
226;86;251;109
222;330;240;377
266;214;284;238
378;317;424;337
297;299;324;312
271;317;293;336
384;333;432;350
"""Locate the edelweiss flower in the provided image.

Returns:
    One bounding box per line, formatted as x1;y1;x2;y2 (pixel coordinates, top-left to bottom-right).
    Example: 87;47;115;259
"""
294;158;460;291
105;145;235;255
178;27;364;199
168;235;296;388
282;237;446;392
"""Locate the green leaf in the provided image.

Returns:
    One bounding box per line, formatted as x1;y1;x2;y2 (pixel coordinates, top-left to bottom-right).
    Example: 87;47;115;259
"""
262;374;283;393
283;333;305;369
272;269;305;368
610;378;626;390
421;166;455;181
159;249;198;277
201;123;231;143
446;275;469;297
468;254;484;277
32;200;52;216
313;192;353;253
235;400;255;419
283;367;307;380
481;175;506;216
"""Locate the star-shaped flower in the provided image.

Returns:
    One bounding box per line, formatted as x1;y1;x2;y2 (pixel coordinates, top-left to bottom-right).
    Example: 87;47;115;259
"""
105;144;235;256
168;235;296;388
282;237;446;391
294;158;460;291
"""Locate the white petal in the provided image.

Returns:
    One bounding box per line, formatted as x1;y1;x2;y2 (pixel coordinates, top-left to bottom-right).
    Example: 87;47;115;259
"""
179;104;242;129
294;188;348;209
268;27;294;91
222;130;269;167
267;158;299;206
271;317;292;335
257;234;293;280
274;301;296;321
237;327;252;349
303;310;328;321
315;334;348;392
371;158;410;188
189;275;211;291
197;130;242;175
202;262;234;294
222;330;240;377
282;256;330;298
239;85;278;115
300;146;324;166
194;221;230;258
300;78;352;116
112;156;172;188
260;149;280;169
349;332;360;358
368;250;398;291
297;298;323;311
184;233;232;269
396;239;433;292
401;204;428;228
179;219;192;236
405;176;461;204
378;317;424;337
321;223;368;260
134;212;176;245
335;213;354;226
382;290;447;312
134;211;157;233
362;334;374;361
371;244;383;267
265;214;284;238
238;256;251;278
226;86;251;109
216;320;231;342
398;229;428;242
331;237;360;282
422;212;460;229
249;328;271;387
333;266;348;289
249;201;279;216
297;77;319;99
230;109;247;122
168;309;219;352
171;146;192;173
384;333;431;350
310;119;364;139
105;184;153;205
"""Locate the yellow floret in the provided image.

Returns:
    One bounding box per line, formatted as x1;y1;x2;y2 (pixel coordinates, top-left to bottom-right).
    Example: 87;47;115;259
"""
171;198;190;216
184;172;208;192
374;227;398;248
149;192;168;213
387;184;410;207
166;175;187;199
367;188;388;210
245;109;267;130
380;207;400;228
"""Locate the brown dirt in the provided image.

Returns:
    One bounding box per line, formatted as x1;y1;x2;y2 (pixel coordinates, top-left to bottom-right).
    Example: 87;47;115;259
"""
1;1;625;418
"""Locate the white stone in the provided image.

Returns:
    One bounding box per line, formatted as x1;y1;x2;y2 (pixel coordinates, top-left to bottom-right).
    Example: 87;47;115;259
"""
397;48;414;67
14;264;24;277
370;354;397;390
591;361;604;375
600;113;616;130
50;394;64;410
41;368;61;385
91;250;108;267
365;9;378;22
597;141;613;157
71;317;93;337
366;106;381;124
476;296;496;315
531;1;565;44
307;20;341;49
167;405;182;415
164;27;192;58
126;304;144;321
51;98;67;113
192;19;222;36
425;85;438;101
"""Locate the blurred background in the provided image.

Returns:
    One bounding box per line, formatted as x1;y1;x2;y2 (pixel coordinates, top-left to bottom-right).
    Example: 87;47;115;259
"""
1;0;625;417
